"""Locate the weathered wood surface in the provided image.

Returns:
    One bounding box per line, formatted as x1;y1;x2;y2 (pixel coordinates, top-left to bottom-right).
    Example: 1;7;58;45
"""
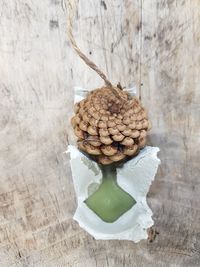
0;0;200;266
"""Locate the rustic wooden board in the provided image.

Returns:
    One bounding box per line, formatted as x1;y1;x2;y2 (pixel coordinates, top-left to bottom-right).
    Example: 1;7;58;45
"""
0;0;200;266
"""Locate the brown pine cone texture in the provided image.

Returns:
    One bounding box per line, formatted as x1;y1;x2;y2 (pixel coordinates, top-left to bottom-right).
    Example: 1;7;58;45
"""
71;86;151;165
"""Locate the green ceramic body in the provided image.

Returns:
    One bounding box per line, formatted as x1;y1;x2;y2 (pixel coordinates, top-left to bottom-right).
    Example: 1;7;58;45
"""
84;164;136;223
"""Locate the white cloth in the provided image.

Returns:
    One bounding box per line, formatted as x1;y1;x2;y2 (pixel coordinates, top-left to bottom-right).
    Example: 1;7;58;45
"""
67;145;160;242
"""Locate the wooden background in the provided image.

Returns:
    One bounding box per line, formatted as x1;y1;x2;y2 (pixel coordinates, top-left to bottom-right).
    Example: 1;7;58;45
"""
0;0;200;266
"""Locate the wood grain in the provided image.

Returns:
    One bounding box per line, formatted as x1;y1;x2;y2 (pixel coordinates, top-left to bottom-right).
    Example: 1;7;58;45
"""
0;0;200;266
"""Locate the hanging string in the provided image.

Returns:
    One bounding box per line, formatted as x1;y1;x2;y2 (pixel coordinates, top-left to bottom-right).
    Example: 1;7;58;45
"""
65;0;113;88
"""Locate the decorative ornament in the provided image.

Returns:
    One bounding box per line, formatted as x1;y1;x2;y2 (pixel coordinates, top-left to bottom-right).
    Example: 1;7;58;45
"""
65;0;160;242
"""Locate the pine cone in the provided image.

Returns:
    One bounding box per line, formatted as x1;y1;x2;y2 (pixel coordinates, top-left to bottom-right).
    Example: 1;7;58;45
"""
71;86;151;165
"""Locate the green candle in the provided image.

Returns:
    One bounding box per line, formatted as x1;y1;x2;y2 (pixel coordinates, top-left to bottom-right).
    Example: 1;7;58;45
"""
84;164;136;223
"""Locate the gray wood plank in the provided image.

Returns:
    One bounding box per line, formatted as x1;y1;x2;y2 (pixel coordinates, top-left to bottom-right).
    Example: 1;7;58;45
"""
0;0;199;266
